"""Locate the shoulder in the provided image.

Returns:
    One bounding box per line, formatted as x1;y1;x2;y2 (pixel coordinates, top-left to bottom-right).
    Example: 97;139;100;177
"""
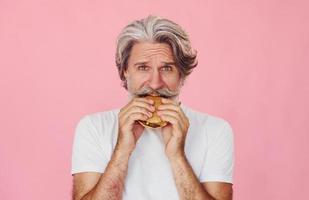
77;108;120;126
75;108;120;137
181;104;233;139
182;104;231;128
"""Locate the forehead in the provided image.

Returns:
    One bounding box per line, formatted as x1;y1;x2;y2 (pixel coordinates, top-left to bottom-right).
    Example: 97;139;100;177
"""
129;42;175;62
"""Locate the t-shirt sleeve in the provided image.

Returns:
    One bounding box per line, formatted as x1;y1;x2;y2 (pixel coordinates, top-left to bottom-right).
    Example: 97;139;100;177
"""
199;121;235;183
71;115;109;175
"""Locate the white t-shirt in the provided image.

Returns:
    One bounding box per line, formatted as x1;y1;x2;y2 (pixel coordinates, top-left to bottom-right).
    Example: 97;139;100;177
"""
71;104;234;200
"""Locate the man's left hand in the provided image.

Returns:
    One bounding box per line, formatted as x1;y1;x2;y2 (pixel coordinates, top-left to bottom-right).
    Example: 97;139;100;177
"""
157;98;190;159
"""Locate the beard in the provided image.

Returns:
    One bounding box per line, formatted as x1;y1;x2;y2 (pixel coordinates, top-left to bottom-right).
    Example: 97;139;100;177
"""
131;85;180;99
126;77;183;99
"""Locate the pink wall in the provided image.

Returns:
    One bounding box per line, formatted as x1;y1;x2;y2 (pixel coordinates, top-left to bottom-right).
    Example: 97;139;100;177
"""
1;0;308;199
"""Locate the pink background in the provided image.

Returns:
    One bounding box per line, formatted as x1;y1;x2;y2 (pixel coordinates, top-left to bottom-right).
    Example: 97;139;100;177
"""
1;0;308;199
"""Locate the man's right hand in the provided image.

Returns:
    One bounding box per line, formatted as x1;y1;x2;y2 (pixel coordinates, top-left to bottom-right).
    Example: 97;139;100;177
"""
116;97;155;154
73;97;155;200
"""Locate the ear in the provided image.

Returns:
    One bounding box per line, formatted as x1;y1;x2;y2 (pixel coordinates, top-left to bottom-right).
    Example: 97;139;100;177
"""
180;77;185;86
124;68;129;79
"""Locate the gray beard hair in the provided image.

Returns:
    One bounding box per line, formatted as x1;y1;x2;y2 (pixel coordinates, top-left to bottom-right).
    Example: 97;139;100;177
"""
132;86;179;98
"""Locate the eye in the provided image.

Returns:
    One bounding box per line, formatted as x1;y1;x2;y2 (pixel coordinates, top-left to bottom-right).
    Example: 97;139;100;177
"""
161;65;173;71
137;65;149;71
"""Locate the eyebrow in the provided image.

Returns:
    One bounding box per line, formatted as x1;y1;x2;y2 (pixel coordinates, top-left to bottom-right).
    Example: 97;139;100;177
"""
134;61;176;66
134;62;148;66
162;62;176;65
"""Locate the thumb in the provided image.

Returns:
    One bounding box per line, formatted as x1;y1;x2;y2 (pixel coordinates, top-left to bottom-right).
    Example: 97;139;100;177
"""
133;122;145;141
161;125;172;144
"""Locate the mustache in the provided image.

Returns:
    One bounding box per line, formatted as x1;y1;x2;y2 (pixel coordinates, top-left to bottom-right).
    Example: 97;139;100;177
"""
133;87;179;98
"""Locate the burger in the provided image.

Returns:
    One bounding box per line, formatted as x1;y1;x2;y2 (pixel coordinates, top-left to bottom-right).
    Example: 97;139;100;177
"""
138;95;168;128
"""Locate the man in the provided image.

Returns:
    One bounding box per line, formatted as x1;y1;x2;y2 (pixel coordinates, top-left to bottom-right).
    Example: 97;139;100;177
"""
71;15;234;200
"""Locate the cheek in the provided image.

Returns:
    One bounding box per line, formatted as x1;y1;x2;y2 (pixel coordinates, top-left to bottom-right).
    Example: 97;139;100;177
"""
161;74;181;89
128;74;149;87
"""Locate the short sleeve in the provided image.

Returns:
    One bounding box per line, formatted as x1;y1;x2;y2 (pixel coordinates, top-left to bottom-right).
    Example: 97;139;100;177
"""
199;121;235;183
71;115;108;175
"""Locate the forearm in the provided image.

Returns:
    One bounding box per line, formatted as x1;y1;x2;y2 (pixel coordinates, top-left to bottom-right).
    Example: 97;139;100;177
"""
81;148;131;200
169;154;215;200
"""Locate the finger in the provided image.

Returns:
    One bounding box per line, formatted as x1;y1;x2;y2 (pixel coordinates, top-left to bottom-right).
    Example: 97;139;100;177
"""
122;106;153;120
161;125;172;144
123;112;149;126
120;99;155;116
161;98;180;106
158;113;184;135
130;102;155;115
157;103;179;111
158;108;190;131
157;103;186;120
157;110;182;125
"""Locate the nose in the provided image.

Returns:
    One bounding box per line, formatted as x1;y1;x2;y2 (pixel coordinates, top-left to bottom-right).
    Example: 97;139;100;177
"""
147;70;164;90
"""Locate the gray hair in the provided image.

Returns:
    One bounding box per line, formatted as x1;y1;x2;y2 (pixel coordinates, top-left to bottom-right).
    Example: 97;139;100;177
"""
115;15;198;89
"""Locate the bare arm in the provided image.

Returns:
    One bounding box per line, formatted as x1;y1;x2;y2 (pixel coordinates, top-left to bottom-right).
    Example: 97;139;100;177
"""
169;154;233;200
73;148;131;200
202;182;233;200
72;97;155;200
158;98;233;200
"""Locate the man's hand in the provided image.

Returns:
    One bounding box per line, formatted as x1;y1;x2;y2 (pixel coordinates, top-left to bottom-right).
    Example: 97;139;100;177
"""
72;98;155;200
157;98;189;159
157;99;232;200
117;97;155;154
